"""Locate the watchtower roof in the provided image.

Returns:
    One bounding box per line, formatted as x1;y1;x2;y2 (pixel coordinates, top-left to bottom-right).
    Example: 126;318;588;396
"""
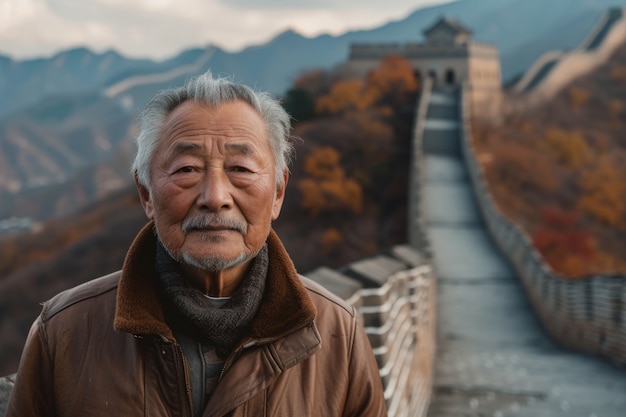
423;17;472;37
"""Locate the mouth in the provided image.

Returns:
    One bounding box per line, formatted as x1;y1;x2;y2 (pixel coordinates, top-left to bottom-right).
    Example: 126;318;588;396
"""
189;225;236;233
182;215;247;235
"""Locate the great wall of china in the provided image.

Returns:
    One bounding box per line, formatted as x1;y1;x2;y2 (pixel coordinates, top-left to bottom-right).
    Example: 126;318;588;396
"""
2;7;626;417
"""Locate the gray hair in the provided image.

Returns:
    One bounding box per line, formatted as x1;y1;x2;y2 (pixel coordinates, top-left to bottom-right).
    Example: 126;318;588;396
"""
131;71;294;189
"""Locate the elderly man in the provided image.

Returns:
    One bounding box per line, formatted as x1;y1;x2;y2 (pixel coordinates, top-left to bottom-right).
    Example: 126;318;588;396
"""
6;72;387;416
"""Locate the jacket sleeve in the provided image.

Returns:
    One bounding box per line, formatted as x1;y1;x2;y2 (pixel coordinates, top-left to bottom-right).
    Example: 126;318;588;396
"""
5;317;56;417
343;312;388;417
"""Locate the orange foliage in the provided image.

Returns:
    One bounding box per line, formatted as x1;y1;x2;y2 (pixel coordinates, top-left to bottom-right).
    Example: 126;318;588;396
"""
321;227;343;255
542;128;593;168
366;55;419;100
315;78;377;114
577;155;626;229
297;146;363;217
486;141;558;195
567;87;590;110
303;145;343;179
315;55;418;115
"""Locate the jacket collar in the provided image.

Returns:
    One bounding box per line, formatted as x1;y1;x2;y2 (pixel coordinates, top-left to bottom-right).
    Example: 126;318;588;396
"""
114;222;317;343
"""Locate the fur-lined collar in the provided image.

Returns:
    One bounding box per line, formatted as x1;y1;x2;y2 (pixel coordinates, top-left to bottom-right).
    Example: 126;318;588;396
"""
114;222;317;343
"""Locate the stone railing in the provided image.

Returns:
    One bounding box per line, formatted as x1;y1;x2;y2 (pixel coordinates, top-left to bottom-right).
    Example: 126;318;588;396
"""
308;245;435;416
508;7;626;111
460;85;626;365
408;77;434;258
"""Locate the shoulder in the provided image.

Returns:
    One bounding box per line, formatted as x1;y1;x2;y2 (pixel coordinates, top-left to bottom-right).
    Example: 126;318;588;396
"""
298;274;356;318
41;271;121;322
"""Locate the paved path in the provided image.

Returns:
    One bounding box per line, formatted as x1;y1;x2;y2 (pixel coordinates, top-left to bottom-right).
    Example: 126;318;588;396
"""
423;86;626;417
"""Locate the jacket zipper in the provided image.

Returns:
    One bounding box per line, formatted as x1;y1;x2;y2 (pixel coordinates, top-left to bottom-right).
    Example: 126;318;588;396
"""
219;344;245;381
167;338;195;417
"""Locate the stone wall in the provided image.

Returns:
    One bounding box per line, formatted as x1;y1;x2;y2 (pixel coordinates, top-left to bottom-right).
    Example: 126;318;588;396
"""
507;8;626;112
460;84;626;365
308;247;436;416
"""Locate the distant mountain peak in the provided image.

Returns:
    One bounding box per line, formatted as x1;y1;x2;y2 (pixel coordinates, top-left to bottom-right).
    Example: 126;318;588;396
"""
272;28;306;41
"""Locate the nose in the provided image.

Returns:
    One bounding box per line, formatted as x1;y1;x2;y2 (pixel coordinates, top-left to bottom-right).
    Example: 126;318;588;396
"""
196;169;233;212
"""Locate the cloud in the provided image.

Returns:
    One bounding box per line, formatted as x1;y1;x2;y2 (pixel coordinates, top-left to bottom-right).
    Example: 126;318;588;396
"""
0;0;120;57
222;0;444;11
0;0;45;31
0;0;453;60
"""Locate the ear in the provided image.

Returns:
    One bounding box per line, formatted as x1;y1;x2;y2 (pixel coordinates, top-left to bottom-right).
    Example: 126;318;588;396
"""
134;171;155;220
271;169;289;221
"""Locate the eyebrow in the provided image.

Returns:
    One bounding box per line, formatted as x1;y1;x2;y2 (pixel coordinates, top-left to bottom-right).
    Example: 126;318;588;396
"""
225;142;256;156
169;141;257;158
170;142;202;158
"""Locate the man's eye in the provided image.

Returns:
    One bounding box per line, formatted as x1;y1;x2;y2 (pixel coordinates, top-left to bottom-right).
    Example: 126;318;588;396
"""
178;166;195;173
232;166;250;173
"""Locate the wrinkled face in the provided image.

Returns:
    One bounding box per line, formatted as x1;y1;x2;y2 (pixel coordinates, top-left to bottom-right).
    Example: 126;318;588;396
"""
138;100;287;272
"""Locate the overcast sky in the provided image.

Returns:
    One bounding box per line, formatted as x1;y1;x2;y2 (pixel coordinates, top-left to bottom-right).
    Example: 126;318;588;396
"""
0;0;454;60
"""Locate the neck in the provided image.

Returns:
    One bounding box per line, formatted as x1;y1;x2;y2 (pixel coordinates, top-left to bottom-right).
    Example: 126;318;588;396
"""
182;258;253;297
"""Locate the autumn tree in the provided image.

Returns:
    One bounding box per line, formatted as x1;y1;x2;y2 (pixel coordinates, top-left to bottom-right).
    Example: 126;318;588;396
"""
365;54;419;107
315;78;378;114
532;206;598;277
485;140;559;196
315;55;418;116
321;227;343;255
577;155;626;229
297;146;363;217
541;128;593;168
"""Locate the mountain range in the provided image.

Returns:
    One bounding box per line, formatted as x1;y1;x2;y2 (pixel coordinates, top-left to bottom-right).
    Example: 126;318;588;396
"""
1;0;620;117
0;0;622;226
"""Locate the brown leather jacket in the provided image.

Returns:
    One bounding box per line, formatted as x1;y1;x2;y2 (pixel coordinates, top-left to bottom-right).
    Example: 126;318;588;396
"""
6;224;387;417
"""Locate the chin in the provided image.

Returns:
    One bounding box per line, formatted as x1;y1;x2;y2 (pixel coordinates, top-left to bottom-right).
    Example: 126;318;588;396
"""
182;251;252;272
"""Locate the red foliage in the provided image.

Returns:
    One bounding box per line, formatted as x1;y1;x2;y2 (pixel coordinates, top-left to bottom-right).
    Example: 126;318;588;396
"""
539;206;579;230
532;207;597;277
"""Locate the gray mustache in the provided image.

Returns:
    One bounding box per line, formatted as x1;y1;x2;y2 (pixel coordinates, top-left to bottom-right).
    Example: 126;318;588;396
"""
182;214;247;235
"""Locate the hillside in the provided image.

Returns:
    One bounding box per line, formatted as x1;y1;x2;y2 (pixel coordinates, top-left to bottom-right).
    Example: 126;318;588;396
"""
472;40;626;277
0;98;135;221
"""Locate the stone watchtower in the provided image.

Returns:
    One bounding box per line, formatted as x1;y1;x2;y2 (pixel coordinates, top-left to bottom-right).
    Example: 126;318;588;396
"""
347;17;502;118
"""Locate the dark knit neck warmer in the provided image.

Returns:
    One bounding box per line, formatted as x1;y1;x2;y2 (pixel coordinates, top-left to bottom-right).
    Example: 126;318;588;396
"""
155;240;268;351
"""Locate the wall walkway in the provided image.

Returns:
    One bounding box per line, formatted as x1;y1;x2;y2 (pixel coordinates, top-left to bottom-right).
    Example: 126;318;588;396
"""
423;85;626;417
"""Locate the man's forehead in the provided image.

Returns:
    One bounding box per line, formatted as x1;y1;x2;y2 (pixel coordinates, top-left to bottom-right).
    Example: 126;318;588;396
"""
166;99;261;123
158;100;269;143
